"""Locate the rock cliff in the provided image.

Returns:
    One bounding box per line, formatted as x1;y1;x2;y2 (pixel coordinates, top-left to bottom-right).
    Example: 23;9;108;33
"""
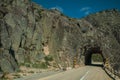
0;0;120;76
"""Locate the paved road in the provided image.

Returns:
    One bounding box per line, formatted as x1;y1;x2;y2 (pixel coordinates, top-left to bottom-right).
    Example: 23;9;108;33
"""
38;66;112;80
14;71;62;80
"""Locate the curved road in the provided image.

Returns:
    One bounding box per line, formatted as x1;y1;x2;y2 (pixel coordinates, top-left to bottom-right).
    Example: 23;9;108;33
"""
38;66;112;80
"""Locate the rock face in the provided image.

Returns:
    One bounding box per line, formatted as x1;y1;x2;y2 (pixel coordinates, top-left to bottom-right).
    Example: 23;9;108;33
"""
0;0;120;76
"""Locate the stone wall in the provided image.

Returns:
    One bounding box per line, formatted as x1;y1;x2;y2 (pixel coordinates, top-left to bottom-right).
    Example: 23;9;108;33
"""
0;0;120;76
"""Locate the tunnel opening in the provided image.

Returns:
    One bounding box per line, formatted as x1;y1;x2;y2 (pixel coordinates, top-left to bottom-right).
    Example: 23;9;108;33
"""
85;46;104;67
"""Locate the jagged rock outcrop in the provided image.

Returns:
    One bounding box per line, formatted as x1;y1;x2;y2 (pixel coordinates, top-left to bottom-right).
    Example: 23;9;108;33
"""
0;0;120;76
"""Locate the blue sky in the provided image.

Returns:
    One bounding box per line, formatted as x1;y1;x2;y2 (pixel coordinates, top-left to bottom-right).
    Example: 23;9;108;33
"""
32;0;120;18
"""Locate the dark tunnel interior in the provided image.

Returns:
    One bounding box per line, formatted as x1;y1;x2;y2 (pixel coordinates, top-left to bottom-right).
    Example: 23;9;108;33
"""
85;47;104;66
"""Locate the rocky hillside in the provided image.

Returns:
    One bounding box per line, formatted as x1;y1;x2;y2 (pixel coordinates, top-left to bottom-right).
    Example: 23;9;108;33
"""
0;0;120;77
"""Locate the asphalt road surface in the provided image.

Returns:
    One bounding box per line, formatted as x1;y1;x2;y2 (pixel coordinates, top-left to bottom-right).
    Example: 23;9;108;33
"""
38;66;112;80
14;71;62;80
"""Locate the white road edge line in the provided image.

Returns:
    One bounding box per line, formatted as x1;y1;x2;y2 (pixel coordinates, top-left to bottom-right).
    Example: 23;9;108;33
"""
80;70;90;80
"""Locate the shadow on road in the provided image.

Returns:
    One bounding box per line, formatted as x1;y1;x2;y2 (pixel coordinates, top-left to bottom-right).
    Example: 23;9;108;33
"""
90;64;103;67
86;62;104;67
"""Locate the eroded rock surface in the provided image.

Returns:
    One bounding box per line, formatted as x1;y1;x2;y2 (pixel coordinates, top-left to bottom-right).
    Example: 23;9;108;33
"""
0;0;120;77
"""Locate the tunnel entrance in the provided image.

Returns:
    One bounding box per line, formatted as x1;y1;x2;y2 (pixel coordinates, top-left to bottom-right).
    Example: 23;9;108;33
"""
85;47;104;66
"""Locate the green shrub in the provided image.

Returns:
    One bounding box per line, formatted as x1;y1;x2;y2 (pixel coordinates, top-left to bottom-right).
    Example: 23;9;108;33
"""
92;54;103;62
24;63;31;67
32;62;48;69
28;71;34;73
44;55;53;61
